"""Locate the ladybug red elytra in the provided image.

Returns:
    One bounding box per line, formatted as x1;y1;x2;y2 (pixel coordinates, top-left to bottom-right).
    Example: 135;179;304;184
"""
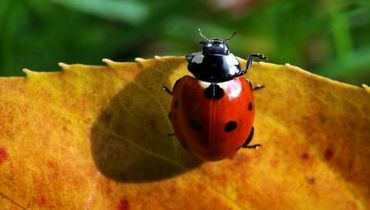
164;29;266;161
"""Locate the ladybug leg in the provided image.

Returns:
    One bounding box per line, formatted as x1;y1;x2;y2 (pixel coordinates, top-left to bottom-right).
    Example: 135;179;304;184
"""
166;112;176;136
243;53;267;74
252;84;265;91
163;85;173;95
244;144;262;149
247;80;265;91
242;127;262;149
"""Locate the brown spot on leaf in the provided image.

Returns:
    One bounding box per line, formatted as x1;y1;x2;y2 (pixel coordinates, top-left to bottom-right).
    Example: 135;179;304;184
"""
324;148;333;161
100;111;113;125
270;159;279;168
300;152;309;160
0;147;8;164
36;194;47;207
306;177;315;185
118;198;130;210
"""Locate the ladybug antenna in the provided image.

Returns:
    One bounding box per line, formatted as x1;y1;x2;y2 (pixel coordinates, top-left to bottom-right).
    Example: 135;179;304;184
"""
223;31;237;43
198;28;209;41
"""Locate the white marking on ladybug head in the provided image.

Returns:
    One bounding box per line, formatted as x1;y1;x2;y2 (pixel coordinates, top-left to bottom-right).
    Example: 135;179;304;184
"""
225;53;239;65
223;53;240;75
228;65;239;75
192;53;204;64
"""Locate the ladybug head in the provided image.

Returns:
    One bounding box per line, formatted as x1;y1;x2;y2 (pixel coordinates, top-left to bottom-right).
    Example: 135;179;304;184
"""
198;28;236;55
200;39;229;55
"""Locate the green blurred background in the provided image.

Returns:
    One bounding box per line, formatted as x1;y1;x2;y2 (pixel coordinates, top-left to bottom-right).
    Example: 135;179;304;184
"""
0;0;369;85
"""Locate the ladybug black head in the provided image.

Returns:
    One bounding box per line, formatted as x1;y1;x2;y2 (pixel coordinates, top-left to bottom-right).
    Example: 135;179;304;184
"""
198;29;236;55
200;39;230;55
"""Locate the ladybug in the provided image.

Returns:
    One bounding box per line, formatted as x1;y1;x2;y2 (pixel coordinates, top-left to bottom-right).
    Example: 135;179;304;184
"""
164;29;266;161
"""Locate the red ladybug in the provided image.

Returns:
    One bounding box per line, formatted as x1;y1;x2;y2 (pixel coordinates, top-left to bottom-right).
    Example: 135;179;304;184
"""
165;29;266;161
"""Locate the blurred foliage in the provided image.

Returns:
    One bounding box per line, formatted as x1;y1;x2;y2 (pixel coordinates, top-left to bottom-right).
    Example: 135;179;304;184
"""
0;0;369;85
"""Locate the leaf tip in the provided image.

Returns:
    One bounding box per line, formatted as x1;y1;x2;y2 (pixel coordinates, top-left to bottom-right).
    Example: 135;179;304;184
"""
58;62;69;69
134;57;146;63
22;68;31;74
362;84;370;93
102;58;114;64
102;58;119;69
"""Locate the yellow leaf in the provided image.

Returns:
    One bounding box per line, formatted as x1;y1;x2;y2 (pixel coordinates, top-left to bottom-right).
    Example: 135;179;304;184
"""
0;56;369;210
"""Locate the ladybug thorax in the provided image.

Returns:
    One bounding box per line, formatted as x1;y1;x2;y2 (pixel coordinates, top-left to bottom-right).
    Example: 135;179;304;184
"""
186;39;243;83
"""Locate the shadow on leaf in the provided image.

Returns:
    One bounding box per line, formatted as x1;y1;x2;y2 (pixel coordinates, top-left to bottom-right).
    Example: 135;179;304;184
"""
90;59;202;183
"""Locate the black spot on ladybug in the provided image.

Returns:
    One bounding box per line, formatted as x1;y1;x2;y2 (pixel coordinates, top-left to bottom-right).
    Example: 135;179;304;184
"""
188;120;202;131
248;102;253;110
173;99;179;108
224;121;237;132
204;83;224;99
